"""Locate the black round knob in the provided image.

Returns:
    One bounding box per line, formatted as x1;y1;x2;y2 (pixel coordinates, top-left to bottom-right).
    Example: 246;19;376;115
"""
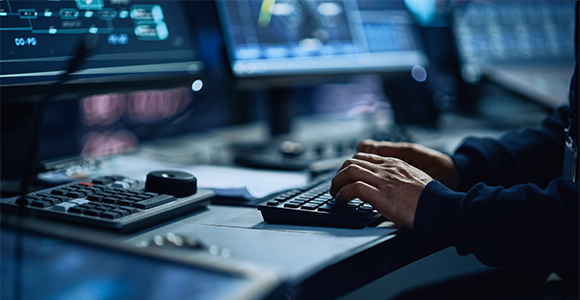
145;170;197;197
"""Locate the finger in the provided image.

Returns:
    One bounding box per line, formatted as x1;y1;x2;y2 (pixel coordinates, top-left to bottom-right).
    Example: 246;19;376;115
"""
357;141;414;161
356;140;377;153
352;152;394;165
337;152;390;174
330;160;384;196
334;181;382;207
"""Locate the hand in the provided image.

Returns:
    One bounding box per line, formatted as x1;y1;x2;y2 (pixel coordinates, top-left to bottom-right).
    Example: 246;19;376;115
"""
357;140;459;190
330;152;433;229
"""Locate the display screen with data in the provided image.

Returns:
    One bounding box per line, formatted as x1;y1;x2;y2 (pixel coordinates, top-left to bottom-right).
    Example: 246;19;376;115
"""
0;0;203;101
217;0;427;78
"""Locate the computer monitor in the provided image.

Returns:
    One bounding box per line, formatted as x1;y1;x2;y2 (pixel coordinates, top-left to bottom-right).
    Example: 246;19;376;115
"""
216;0;427;86
0;0;204;103
451;0;576;108
216;0;431;135
0;0;206;188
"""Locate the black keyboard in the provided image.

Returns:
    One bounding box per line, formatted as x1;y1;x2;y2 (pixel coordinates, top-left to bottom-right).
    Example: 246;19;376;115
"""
258;173;383;229
1;175;213;233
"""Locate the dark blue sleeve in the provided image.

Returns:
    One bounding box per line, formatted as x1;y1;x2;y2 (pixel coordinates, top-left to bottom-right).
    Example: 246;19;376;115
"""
452;106;569;192
412;105;579;277
414;179;579;277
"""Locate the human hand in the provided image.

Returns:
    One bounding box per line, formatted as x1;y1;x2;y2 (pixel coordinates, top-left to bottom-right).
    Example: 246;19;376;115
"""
357;140;459;190
329;152;433;229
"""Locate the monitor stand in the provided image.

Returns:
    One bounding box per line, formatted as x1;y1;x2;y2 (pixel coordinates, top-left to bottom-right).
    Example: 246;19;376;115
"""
267;88;293;137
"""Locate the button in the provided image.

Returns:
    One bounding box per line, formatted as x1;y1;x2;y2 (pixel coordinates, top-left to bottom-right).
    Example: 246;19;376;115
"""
317;204;334;212
284;203;300;208
87;195;104;202
111;181;131;189
102;197;118;204
274;195;289;201
68;207;86;214
84;209;102;217
50;189;67;196
352;209;372;216
15;197;32;206
111;209;130;216
301;203;318;210
43;197;63;205
52;202;77;212
100;211;121;219
117;200;134;206
266;200;279;206
66;191;86;198
133;194;176;209
119;206;138;214
91;184;107;191
70;198;90;205
30;200;52;208
360;204;373;210
105;175;125;181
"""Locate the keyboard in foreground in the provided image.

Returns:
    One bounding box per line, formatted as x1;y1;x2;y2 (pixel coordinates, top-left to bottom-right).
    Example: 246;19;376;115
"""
258;174;383;229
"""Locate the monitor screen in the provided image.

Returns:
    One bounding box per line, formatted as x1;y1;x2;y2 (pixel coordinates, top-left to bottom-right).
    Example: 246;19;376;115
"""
0;0;204;102
216;0;427;80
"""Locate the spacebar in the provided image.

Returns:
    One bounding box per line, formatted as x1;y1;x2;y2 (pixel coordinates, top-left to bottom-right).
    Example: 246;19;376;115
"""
134;194;176;209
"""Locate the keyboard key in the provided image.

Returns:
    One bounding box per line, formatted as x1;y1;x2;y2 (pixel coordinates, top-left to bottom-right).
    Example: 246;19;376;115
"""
50;189;67;196
360;204;373;210
70;198;90;205
30;200;52;208
117;199;134;206
100;204;117;209
100;211;122;219
103;197;118;204
111;209;130;217
317;204;334;212
119;206;138;214
133;194;176;209
352;209;372;216
84;209;102;217
284;202;300;208
105;175;125;181
68;207;86;214
43;197;63;205
66;191;86;198
87;195;105;202
111;181;131;189
15;197;33;205
52;202;77;212
301;203;318;210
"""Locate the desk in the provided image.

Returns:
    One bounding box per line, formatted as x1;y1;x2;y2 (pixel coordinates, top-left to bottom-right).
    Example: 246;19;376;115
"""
120;205;439;300
2;92;549;299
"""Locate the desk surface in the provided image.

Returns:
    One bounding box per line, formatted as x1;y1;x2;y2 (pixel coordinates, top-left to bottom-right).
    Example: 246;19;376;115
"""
119;205;437;300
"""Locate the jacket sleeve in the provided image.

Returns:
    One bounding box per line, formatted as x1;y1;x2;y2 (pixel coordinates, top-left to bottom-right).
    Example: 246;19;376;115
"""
414;179;579;277
452;106;569;192
413;106;579;277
